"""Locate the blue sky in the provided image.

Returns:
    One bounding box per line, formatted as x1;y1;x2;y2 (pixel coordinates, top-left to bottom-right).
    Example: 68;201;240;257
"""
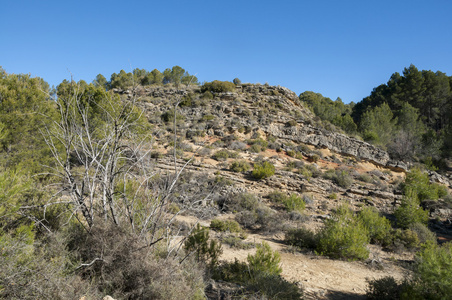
1;0;451;103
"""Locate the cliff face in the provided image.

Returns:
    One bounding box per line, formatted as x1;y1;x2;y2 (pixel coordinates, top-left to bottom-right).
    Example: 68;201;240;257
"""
125;83;405;171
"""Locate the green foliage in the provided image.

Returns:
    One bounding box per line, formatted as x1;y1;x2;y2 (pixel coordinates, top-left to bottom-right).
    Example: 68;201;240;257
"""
403;167;445;201
358;206;392;245
285;227;318;250
201;80;235;93
299;91;356;134
161;109;185;123
252;161;275;180
352;65;452;161
212;149;238;161
394;189;429;229
409;222;436;245
210;219;242;233
142;68;164;85
184;224;222;266
110;69;134;89
322;168;354;188
0;73;57;173
283;194;306;213
360;102;397;146
229;160;251;172
366;276;418;300
92;73;109;90
247;242;282;277
415;241;452;299
317;205;370;260
0;169;33;232
233;78;242;85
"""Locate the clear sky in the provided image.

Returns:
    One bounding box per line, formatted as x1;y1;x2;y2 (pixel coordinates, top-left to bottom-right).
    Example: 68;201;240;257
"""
1;0;451;103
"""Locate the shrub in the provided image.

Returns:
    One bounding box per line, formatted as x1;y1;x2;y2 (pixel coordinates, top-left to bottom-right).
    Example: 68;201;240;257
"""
221;236;254;250
394;189;429;229
184;224;222;267
323;169;354;188
283;194;306;213
212;149;238;161
233;78;241;85
334;170;354;188
403;167;445;201
285;227;318;250
210;219;242;233
213;258;302;299
358;206;392;245
366;276;417;300
249;144;262;153
415;241;452;299
248;138;268;149
201;80;235;93
202;90;213;99
252;161;275;180
268;191;287;203
229;160;251;172
247;242;282;277
409;223;436;245
393;228;420;250
317;205;370;260
221;192;259;213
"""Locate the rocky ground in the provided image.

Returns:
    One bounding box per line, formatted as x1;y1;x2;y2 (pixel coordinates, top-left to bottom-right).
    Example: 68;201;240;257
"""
117;83;452;299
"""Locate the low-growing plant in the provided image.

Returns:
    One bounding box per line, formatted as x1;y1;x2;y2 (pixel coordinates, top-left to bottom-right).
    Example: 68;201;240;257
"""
184;224;222;267
221;236;254;250
394;189;429;229
201;80;236;93
212;149;238;161
230;160;251;172
409;223;436;245
282;193;306;213
358;206;392;245
415;241;452;298
247;242;282;277
210;219;242;233
366;276;417;300
317;205;370;260
252;161;275;180
285;227;318;250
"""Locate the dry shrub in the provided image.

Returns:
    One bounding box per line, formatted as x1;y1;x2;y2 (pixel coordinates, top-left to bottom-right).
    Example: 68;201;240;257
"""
66;222;205;300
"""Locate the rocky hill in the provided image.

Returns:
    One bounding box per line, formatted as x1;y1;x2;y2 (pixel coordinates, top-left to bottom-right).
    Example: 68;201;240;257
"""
115;83;452;299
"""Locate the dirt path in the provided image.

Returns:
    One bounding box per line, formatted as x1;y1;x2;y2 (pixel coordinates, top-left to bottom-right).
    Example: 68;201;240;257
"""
219;234;411;299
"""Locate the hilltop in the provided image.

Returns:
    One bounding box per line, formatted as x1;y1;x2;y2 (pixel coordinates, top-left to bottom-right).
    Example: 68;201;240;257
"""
1;67;452;299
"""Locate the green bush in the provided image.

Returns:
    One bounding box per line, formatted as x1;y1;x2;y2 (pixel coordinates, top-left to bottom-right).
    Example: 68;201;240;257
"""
213;258;302;299
403;168;446;201
285;227;318;250
247;242;282;277
233;78;242;85
393;228;420;249
267;191;287;203
249;144;263;153
210;219;242;233
212;149;238;161
358;206;392;245
366;276;417;300
283;194;306;213
230;160;251;172
415;241;452;299
322;169;354;188
184;224;222;267
201;80;235;93
221;236;254;250
317;205;370;260
252;161;275;180
409;223;436;245
394;189;429;229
